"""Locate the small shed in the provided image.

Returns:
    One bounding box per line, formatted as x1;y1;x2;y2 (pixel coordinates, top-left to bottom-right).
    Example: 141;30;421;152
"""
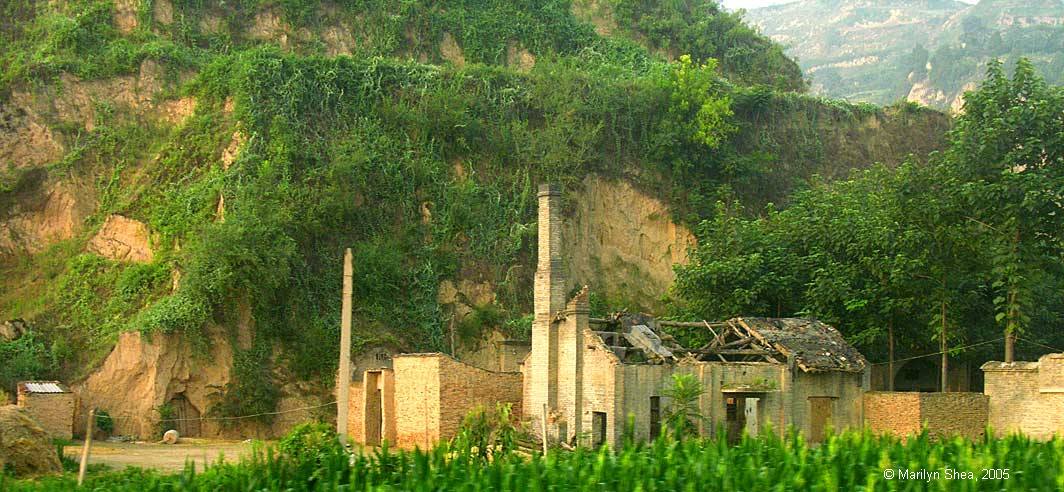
16;381;75;439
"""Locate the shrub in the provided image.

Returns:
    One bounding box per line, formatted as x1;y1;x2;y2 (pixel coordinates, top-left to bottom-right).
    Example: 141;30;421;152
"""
277;422;345;466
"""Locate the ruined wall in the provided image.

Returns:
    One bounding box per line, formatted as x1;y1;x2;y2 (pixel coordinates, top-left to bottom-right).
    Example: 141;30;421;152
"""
345;381;363;442
864;392;988;440
919;393;989;439
789;370;867;439
618;363;679;442
579;329;622;446
16;392;75;440
863;392;921;437
692;362;786;439
983;354;1064;439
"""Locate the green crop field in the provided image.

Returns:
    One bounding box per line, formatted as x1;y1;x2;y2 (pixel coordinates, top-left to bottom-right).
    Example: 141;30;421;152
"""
5;425;1064;491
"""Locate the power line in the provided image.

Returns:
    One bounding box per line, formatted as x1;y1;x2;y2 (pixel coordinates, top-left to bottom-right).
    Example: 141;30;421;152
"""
868;338;1000;364
1017;337;1064;354
89;400;337;424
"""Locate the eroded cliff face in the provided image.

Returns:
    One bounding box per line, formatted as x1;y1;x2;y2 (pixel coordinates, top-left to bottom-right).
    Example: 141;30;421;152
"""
563;175;695;311
73;325;325;439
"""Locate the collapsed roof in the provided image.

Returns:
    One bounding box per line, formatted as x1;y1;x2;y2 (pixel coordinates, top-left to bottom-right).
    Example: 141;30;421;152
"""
589;314;867;373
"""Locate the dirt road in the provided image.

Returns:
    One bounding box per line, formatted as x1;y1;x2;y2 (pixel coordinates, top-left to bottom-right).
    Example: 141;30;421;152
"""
63;439;267;472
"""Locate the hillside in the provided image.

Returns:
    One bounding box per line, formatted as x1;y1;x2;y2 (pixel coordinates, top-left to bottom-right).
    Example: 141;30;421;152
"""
746;0;1064;110
0;0;948;436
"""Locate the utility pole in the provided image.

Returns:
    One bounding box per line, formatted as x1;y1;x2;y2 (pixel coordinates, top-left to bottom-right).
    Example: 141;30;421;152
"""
77;409;95;487
337;248;353;444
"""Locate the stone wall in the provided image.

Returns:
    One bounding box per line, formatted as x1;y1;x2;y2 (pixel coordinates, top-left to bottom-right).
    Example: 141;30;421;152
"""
864;392;988;440
16;392;75;440
983;354;1064;439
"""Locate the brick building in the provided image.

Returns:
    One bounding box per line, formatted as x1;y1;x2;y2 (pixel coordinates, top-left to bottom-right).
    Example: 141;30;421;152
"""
524;184;869;447
982;354;1064;439
343;184;871;448
16;381;75;439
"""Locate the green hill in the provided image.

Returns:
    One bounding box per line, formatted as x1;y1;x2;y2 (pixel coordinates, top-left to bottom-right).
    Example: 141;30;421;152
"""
0;0;947;427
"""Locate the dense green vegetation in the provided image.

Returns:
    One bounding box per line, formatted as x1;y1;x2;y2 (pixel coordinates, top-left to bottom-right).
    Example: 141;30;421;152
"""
6;424;1064;490
672;60;1064;370
0;0;948;418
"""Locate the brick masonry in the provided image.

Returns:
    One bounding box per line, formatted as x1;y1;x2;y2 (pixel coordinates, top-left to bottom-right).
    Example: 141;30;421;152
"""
983;354;1064;439
16;387;75;440
864;392;989;440
390;353;522;449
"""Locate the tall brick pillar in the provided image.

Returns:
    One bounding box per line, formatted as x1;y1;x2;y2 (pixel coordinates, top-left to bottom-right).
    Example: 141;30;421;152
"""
528;184;568;443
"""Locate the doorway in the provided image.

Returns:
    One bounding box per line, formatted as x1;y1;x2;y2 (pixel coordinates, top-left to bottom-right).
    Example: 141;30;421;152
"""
166;393;200;437
592;412;607;447
364;371;384;445
808;397;835;443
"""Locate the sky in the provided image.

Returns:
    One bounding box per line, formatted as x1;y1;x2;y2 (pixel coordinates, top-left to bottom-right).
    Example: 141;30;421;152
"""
722;0;977;10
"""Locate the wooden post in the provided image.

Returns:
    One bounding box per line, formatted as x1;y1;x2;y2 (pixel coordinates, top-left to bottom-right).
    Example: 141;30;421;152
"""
541;404;549;456
337;248;353;444
77;409;95;487
940;296;948;393
887;318;895;391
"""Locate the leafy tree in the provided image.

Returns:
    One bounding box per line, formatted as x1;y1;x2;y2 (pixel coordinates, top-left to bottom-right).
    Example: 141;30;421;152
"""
948;59;1064;361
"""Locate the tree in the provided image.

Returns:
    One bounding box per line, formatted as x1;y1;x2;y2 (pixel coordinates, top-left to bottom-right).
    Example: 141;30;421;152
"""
949;59;1064;362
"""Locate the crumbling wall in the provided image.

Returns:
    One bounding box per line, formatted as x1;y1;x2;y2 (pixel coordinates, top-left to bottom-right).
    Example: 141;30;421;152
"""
692;362;786;438
579;328;622;446
864;392;988;440
983;354;1064;439
790;370;867;439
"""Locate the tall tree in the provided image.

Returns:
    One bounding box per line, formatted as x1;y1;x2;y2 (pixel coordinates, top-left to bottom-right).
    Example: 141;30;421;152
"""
948;59;1064;362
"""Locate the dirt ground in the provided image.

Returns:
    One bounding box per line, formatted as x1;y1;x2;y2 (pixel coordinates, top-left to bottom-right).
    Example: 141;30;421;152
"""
63;439;267;472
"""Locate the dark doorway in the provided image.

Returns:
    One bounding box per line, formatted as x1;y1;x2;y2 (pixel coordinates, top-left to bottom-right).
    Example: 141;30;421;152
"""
365;372;383;445
724;397;746;444
592;412;607;447
808;397;835;443
167;393;200;437
649;396;661;440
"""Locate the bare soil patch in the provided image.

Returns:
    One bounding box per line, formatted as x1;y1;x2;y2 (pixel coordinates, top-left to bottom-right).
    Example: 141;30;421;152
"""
62;439;265;472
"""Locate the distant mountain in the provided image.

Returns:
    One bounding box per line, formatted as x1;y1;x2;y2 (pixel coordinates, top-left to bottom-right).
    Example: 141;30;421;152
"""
745;0;1064;110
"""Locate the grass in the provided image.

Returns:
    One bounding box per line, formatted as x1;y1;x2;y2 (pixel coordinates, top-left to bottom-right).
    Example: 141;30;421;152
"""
4;427;1064;491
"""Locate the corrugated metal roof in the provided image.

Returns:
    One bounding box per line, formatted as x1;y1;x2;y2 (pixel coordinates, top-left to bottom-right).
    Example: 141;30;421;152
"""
20;381;69;393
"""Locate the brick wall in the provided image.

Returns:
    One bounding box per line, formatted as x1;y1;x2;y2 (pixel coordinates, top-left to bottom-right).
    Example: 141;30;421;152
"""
863;392;988;440
983;354;1064;439
438;355;523;444
17;393;75;439
393;355;441;449
392;353;521;449
345;382;363;442
864;392;921;437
